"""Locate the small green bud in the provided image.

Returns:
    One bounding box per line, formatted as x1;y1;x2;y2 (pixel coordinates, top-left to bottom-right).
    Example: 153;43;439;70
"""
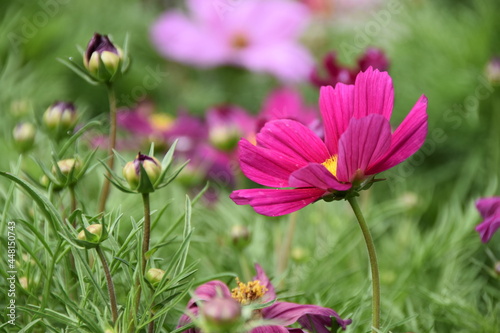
146;268;166;288
53;158;82;176
495;261;500;276
84;33;123;82
77;224;103;242
230;225;251;250
209;125;241;152
122;153;162;191
201;296;242;333
43;101;77;140
10;99;32;118
13;122;36;153
291;247;310;263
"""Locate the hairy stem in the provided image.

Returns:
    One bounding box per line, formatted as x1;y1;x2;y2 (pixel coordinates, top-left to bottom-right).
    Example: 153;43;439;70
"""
98;83;117;213
347;196;380;332
96;245;119;323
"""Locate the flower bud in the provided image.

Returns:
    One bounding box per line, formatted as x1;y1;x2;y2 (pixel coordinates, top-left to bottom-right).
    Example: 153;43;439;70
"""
201;296;242;332
13;122;36;153
146;268;166;287
291;246;310;263
485;57;500;85
10;99;32;118
53;158;83;176
84;33;123;82
77;224;103;243
209;125;241;151
230;225;251;250
43;101;77;140
495;261;500;276
122;153;162;191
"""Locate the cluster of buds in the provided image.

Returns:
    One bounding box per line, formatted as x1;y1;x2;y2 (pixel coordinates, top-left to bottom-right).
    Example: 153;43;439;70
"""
105;142;187;194
12;122;36;153
76;223;108;249
42;101;78;141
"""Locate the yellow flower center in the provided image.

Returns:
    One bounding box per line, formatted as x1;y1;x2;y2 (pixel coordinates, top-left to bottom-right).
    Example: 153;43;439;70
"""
231;278;267;305
322;155;338;177
231;32;250;49
149;113;173;132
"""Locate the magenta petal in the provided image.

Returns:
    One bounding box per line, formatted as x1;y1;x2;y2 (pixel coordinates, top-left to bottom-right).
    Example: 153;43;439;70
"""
254;264;276;301
366;95;428;175
476;197;500;218
262;302;351;331
336;114;392;182
239;139;307;187
319;84;355;155
230;188;326;216
353;67;394;120
250;326;289;333
476;215;500;243
289;163;352;191
256;119;329;164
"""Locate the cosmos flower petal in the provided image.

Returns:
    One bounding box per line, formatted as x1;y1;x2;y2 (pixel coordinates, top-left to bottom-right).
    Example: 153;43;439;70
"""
289;163;352;191
254;264;276;301
250;326;290;333
262;302;351;331
353;67;394;120
366;95;428;175
476;215;500;243
319;83;355;154
256;119;330;164
476;197;500;218
230;188;326;216
336;114;392;182
239;139;308;187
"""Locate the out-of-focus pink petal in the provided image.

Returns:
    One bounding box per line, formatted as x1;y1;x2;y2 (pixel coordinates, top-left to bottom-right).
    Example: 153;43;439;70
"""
289;163;352;191
150;12;229;66
476;197;500;218
186;280;231;308
250;326;289;333
319;84;355;155
353;67;394;120
253;264;276;301
476;215;500;243
239;140;307;187
262;302;351;331
239;42;314;82
230;188;326;216
366;95;428;175
256;120;329;164
117;110;153;135
336;115;392;182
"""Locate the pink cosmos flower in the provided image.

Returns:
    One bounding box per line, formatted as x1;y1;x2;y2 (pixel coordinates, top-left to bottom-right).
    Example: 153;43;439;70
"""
230;67;428;216
475;197;500;242
150;0;314;82
311;48;389;88
177;264;351;332
257;88;322;137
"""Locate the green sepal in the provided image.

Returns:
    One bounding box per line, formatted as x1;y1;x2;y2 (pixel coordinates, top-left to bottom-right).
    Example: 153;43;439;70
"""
57;57;99;86
156;160;189;189
136;162;155;193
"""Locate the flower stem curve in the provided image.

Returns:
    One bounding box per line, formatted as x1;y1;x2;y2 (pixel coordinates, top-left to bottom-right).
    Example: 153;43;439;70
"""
347;196;380;332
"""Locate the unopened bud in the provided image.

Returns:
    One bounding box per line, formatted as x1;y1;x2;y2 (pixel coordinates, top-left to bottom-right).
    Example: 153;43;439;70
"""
291;247;310;263
495;261;500;276
53;158;82;176
43;101;77;140
122;153;162;191
77;224;103;242
486;57;500;84
84;33;123;82
13;122;36;153
146;268;166;287
230;225;251;250
202;296;242;332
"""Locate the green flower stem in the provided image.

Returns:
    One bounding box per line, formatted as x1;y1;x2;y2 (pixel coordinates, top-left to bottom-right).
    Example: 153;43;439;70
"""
277;211;297;276
69;185;77;222
98;83;117;213
96;245;119;323
132;193;152;332
347;196;380;332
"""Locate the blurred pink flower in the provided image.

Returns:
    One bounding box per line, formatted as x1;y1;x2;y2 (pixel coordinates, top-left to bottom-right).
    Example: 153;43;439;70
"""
177;264;351;332
258;87;322;137
475;197;500;242
150;0;314;82
231;68;428;216
311;48;389;88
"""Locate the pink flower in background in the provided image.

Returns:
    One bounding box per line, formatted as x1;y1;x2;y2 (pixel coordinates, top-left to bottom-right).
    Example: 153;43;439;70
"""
150;0;314;82
475;197;500;242
311;48;389;88
257;87;323;137
231;68;428;216
206;105;256;151
177;264;351;332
